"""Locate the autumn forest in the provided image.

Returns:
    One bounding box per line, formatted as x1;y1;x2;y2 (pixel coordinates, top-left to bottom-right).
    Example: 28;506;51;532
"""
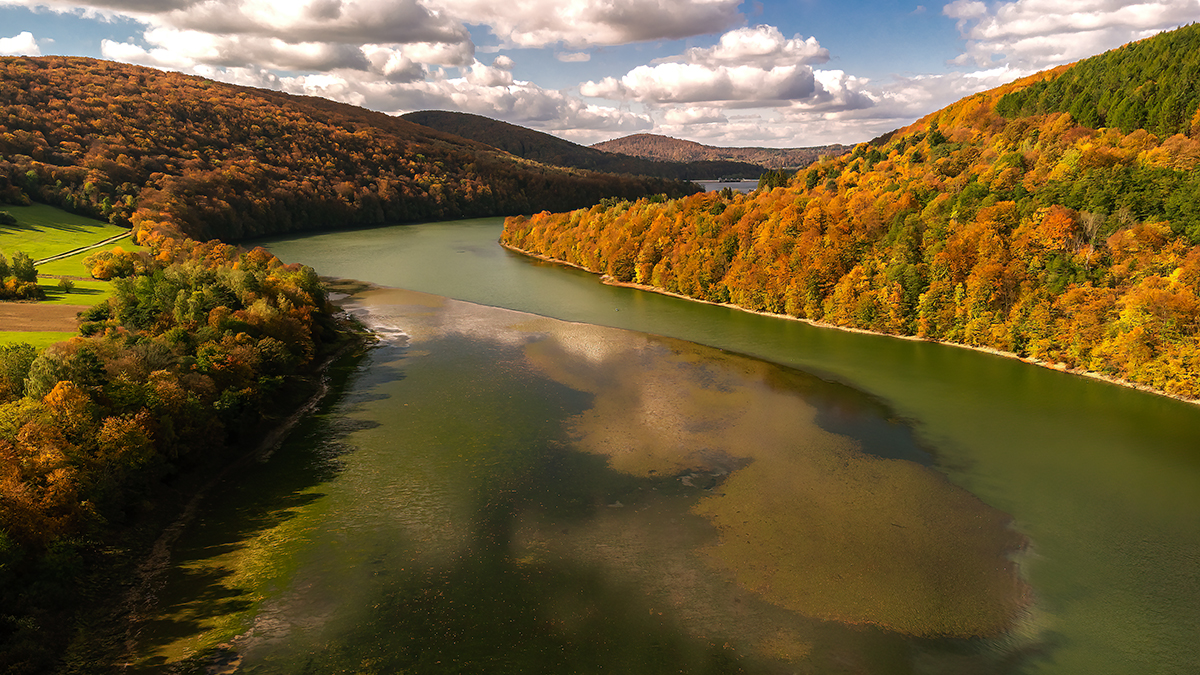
2;19;1200;675
503;24;1200;399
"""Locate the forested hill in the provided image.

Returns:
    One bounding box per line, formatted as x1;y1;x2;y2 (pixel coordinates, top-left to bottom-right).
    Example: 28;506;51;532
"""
591;133;850;170
0;57;700;243
402;110;767;180
503;23;1200;399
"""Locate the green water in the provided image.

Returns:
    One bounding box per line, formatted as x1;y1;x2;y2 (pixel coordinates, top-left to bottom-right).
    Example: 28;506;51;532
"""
129;218;1200;673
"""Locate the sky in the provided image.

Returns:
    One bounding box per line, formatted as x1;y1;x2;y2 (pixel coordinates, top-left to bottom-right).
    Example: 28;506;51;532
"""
2;1;1199;147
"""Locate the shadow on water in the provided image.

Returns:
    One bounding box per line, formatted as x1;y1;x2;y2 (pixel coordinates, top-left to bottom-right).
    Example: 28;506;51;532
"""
126;347;401;669
728;346;937;466
306;551;757;674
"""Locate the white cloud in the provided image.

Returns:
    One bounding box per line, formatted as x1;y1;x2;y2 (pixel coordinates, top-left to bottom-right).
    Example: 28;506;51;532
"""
462;59;513;86
580;25;868;113
662;106;727;125
399;40;475;67
584;62;818;106
9;0;474;69
362;45;426;82
789;69;876;112
434;0;744;48
680;24;829;68
0;31;41;56
555;51;590;62
820;65;1029;125
192;64;283;88
100;38;192;69
944;0;1200;68
105;0;468;45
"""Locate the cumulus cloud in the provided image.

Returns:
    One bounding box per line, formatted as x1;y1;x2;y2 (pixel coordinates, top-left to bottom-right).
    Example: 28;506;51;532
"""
680;24;828;68
9;0;471;45
555;51;590;62
435;0;744;48
462;58;514;86
573;24;893;146
108;28;374;70
361;46;426;82
584;63;817;106
10;0;474;73
790;69;876;112
944;0;1200;69
662;106;728;125
0;31;41;56
581;25;868;113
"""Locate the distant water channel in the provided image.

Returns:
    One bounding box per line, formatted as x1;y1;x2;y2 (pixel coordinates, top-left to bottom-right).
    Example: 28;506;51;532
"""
696;179;759;193
126;218;1200;673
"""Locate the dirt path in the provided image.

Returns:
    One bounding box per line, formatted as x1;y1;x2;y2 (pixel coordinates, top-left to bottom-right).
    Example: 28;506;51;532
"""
34;230;133;265
0;303;86;331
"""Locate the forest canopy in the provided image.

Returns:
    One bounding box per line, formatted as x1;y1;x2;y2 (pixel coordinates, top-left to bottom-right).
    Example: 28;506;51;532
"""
0;220;349;672
0;56;700;244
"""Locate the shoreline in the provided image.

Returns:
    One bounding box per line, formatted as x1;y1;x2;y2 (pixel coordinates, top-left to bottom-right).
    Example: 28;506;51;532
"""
501;241;1200;407
116;308;375;671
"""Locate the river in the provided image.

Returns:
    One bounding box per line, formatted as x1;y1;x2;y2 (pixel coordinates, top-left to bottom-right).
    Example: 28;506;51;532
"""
126;217;1200;674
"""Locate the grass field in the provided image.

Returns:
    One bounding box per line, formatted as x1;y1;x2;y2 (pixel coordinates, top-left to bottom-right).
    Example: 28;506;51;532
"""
37;249;121;277
38;278;112;306
0;203;141;345
0;203;134;264
0;331;79;349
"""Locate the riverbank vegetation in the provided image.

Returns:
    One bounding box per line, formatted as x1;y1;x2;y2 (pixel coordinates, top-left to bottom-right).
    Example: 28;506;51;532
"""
0;56;698;244
0;217;354;671
502;23;1200;400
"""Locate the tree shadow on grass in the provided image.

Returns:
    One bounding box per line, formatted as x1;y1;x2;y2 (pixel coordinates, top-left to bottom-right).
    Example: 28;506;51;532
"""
1;222;96;238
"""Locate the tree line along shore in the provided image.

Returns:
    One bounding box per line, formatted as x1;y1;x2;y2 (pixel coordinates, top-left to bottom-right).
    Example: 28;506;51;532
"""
502;24;1200;402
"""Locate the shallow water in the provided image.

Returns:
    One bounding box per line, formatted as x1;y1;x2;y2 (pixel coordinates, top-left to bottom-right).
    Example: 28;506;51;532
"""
127;218;1200;673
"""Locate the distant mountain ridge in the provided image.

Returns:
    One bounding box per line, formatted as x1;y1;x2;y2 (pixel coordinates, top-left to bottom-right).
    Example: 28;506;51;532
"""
0;57;700;243
402;110;767;180
592;133;850;170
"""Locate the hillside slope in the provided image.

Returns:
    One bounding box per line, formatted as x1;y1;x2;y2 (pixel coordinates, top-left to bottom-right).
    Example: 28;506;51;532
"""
592;133;850;170
403;110;767;180
0;57;699;243
504;24;1200;399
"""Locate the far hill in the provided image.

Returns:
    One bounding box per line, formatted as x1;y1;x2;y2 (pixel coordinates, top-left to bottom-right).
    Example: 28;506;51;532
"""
592;133;850;170
0;57;700;243
505;23;1200;400
402;110;766;180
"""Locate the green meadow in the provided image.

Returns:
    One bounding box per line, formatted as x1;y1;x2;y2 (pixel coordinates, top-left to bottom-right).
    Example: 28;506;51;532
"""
1;203;143;344
0;331;79;349
37;278;112;306
0;203;139;276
